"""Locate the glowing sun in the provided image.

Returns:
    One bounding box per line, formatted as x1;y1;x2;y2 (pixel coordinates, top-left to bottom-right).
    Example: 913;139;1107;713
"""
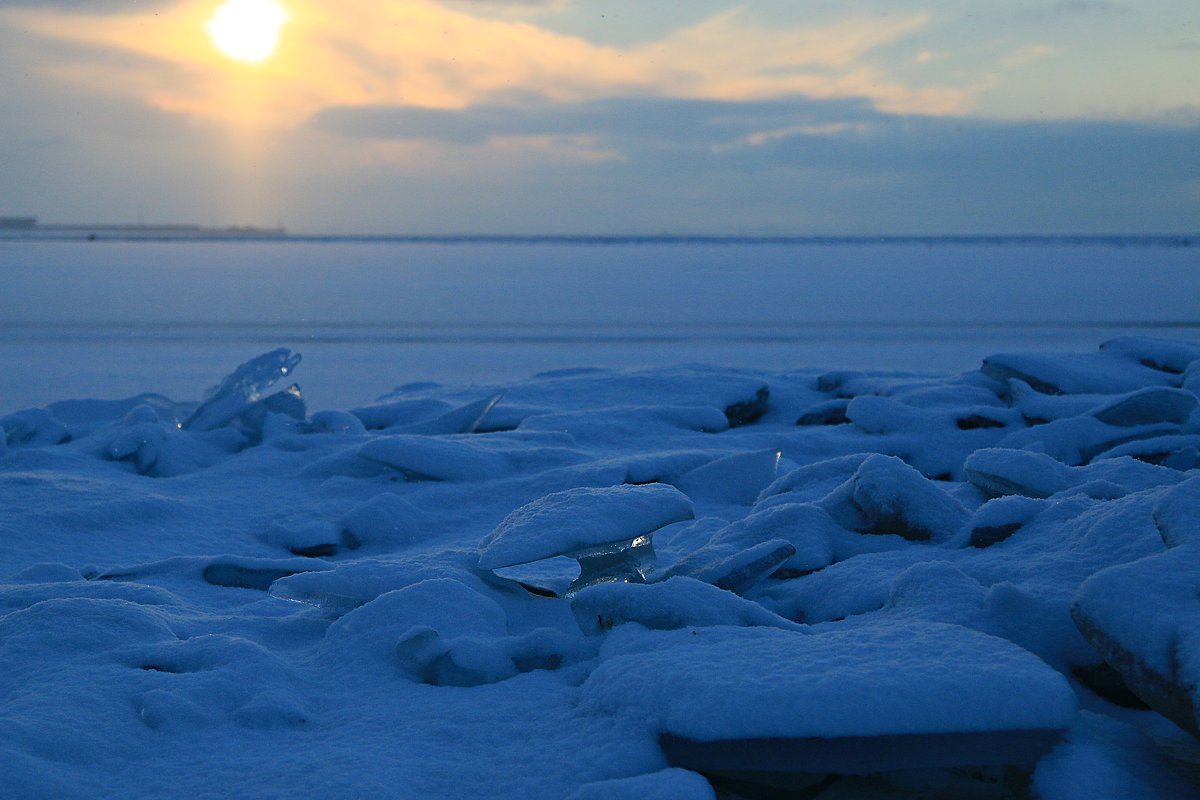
205;0;289;63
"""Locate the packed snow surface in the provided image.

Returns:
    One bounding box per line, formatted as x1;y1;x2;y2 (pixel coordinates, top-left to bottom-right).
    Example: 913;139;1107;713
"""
3;335;1200;798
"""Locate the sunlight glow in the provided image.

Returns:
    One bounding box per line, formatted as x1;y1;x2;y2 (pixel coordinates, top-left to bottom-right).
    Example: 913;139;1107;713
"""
206;0;288;63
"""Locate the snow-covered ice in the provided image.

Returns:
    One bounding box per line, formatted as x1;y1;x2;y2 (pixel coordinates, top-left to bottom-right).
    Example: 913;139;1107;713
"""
3;332;1200;798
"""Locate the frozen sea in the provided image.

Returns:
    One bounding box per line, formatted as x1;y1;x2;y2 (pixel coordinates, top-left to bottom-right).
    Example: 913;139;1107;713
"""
4;235;1200;798
1;236;1196;413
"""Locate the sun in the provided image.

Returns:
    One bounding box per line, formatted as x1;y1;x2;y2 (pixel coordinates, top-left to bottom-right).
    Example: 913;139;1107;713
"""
205;0;289;63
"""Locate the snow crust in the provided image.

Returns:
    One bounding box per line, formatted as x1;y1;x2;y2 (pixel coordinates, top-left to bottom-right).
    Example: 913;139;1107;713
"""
2;334;1199;797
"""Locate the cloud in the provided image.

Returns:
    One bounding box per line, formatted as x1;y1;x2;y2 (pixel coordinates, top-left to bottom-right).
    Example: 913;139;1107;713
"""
299;90;1200;233
309;95;882;147
1;0;965;128
304;106;1200;235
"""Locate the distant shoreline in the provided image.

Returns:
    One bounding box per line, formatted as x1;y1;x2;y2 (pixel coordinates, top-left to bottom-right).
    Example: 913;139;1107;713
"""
0;229;1195;247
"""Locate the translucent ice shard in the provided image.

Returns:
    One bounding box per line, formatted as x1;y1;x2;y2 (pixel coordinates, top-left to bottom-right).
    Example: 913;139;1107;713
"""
479;484;694;598
183;348;302;431
563;534;657;598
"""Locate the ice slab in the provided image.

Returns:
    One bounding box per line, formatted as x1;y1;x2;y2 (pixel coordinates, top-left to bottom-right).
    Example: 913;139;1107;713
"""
478;484;694;571
1072;545;1200;737
183;348;302;432
665;502;836;583
1096;434;1200;470
394;394;502;436
581;621;1076;747
1090;387;1198;427
995;416;1179;466
965;448;1184;499
820;454;969;543
1153;476;1200;547
1099;336;1200;375
571;576;803;634
982;351;1177;395
357;431;583;482
671;448;781;506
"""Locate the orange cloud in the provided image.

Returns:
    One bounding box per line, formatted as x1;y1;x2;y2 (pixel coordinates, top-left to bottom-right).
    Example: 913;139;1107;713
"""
3;1;969;129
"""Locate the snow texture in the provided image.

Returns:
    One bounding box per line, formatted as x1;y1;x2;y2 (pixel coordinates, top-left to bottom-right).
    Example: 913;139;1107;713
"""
2;335;1199;798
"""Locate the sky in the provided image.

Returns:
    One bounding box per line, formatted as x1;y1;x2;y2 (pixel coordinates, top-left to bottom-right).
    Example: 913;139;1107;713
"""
0;0;1197;235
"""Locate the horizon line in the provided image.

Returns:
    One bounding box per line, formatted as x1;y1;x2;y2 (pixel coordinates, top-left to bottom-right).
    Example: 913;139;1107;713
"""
0;229;1196;246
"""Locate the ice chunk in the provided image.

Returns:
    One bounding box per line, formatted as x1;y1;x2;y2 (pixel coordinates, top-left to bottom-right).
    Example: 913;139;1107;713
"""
582;621;1076;768
479;484;694;597
996;416;1179;466
357;432;583;482
966;495;1050;548
670;539;797;595
1072;545;1200;736
393;394;502;435
795;398;849;426
756;453;874;508
351;397;452;430
821;454;969;543
479;483;693;570
1090;387;1197;427
1094;434;1200;470
1152;476;1200;547
339;492;430;550
1;408;70;447
324;578;507;666
571;576;804;634
232;384;306;442
183;348;302;431
517;404;730;440
845;395;1016;434
752;548;935;624
620;450;718;486
965;448;1184;499
1099;336;1200;375
671;448;781;506
982;351;1176;395
666;502;836;582
268;549;489;616
1009;379;1109;423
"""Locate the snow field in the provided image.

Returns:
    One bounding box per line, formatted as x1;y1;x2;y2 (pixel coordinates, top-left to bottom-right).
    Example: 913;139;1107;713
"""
2;336;1200;797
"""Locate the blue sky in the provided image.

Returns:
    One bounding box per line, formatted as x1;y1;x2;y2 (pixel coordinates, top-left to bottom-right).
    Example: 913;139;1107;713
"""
0;0;1196;233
